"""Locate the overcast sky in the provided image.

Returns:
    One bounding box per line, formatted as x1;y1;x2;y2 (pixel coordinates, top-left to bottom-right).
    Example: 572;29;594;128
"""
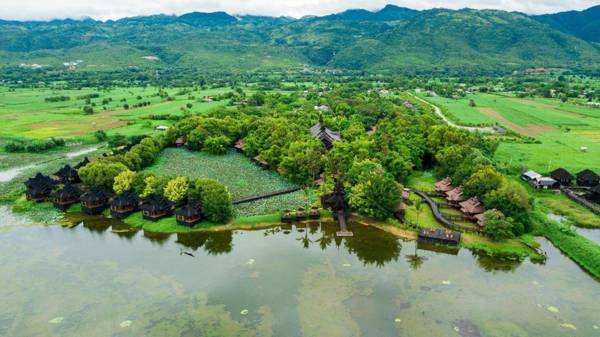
0;0;598;21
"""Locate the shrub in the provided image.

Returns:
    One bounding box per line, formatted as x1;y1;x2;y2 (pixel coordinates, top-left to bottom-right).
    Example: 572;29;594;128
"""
163;177;189;203
79;161;129;190
203;135;230;155
192;179;233;223
483;210;515;241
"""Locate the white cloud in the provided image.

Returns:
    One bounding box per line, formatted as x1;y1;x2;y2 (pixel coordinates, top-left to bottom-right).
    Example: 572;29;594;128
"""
0;0;598;21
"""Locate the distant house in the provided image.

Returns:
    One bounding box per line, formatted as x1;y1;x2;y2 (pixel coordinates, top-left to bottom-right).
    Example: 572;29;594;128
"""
521;170;542;183
52;183;81;211
474;213;487;229
25;173;55;202
310;116;342;150
314;105;331;112
155;125;169;131
577;169;600;187
525;68;546;75
534;177;559;190
81;188;111;215
459;197;485;220
234;139;245;153
550;168;574;186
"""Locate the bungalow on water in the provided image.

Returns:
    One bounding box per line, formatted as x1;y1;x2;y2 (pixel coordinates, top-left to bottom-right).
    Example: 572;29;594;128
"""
54;164;80;184
52;183;81;211
175;200;203;227
459;197;485;220
577;169;600;187
550;168;574;186
24;173;54;202
418;228;461;245
110;192;141;219
141;195;173;221
311;116;342;150
80;188;111;215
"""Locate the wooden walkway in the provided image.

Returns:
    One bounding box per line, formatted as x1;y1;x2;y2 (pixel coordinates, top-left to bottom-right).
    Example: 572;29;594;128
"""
411;189;481;233
233;187;302;205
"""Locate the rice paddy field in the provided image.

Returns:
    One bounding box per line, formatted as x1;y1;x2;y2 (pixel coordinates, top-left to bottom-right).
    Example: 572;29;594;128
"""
426;93;600;173
0;86;230;140
145;148;313;216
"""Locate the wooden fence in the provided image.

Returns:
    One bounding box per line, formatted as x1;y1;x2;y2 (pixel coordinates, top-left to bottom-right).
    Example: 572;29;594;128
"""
233;187;302;205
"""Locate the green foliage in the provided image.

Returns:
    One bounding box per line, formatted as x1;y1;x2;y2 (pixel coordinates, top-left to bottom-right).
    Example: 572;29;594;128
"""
278;139;324;186
78;161;129;190
463;165;505;198
483;180;531;233
113;170;136;195
348;166;401;220
4;138;65;153
163;176;189;203
193;179;233;223
483;210;515;241
203;135;230;155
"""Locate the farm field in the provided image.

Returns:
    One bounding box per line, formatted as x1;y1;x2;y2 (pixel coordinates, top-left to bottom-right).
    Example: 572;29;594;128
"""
0;86;230;140
427;93;600;173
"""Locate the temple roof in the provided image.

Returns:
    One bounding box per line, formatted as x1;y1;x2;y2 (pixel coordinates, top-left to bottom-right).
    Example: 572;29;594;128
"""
459;197;485;215
175;200;202;218
141;194;172;212
80;187;110;203
54;164;79;178
25;173;54;189
111;192;141;208
53;183;81;199
435;177;453;192
445;186;464;202
310;117;342;145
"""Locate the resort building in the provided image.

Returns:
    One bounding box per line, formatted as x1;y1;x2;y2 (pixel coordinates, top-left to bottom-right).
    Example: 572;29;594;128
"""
445;186;465;205
589;185;600;202
550;168;574;186
54;164;80;184
110;192;141;219
80;188;111;215
52;183;81;211
577;169;600;187
311;116;342;149
521;170;542;183
459;197;485;220
175;200;203;227
435;177;453;193
141;195;173;221
417;228;461;245
24;173;54;202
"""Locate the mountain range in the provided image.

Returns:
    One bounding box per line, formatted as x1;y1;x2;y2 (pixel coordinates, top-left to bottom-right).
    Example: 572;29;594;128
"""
1;4;599;73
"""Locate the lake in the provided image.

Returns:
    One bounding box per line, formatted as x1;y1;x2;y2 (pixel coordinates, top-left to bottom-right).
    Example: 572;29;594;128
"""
0;209;599;337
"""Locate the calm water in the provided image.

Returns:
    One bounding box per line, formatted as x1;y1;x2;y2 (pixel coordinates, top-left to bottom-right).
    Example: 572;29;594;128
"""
0;210;599;337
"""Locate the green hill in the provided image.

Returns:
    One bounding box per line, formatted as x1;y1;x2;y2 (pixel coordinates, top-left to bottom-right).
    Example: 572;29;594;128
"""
535;5;600;43
1;6;600;73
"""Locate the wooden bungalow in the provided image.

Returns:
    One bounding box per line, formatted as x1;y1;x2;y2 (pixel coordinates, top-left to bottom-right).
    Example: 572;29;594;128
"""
445;186;465;205
550;168;574;186
459;197;485;220
295;208;307;220
588;184;600;202
310;116;342;149
252;156;270;170
435;177;453;193
234;139;245;153
52;183;81;211
25;173;54;202
110;192;141;219
281;209;293;222
175;200;203;227
74;157;90;170
417;228;461;245
576;169;600;187
309;208;321;220
474;213;487;229
141;195;173;221
80;188;111;215
175;137;186;147
54;164;80;184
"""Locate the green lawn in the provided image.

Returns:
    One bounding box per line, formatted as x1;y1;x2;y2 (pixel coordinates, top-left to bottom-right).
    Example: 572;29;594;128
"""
0;86;230;140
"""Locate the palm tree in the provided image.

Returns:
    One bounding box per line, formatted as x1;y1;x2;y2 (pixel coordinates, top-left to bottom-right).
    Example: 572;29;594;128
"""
406;200;427;270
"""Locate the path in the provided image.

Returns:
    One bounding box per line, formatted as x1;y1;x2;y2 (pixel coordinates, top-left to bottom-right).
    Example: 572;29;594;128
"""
409;93;499;134
233;187;302;205
411;189;481;233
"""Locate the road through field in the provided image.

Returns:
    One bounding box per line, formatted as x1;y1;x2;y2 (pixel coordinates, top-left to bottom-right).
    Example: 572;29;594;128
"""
410;93;498;134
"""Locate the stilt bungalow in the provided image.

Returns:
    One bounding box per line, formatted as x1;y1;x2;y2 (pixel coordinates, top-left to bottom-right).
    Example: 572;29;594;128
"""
445;186;465;206
54;164;80;184
550;168;573;186
295;208;307;220
52;183;81;211
459;197;485;220
417;228;461;245
577;169;600;187
74;157;90;170
321;180;351;235
234;139;245;153
310;116;342;150
141;195;173;221
24;173;54;202
80;188;111;215
175;200;203;227
435;177;453;193
281;209;293;222
110;192;141;219
309;208;321;220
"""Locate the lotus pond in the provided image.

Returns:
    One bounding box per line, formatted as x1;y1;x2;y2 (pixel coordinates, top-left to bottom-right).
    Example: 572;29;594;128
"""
0;206;599;337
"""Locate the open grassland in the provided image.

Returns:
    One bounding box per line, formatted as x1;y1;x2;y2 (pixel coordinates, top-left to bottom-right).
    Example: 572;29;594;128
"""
145;148;300;200
428;93;600;173
0;86;230;140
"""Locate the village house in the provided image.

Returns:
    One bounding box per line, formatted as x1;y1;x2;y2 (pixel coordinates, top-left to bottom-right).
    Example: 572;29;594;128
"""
521;170;542;183
534;177;559;190
418;228;461;245
435;177;453;193
589;185;600;202
54;164;80;184
80;188;111;215
141;195;173;221
234;139;245;153
175;200;203;227
550;168;574;186
52;183;81;211
24;173;54;202
459;197;485;220
577;169;600;187
445;186;465;205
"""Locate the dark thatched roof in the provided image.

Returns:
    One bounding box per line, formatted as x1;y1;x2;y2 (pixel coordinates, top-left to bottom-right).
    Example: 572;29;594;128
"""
54;165;79;179
577;169;599;181
53;183;81;200
25;173;54;190
141;195;173;212
175;200;202;218
80;188;110;203
550;168;573;181
321;180;347;211
111;192;141;208
74;157;91;170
